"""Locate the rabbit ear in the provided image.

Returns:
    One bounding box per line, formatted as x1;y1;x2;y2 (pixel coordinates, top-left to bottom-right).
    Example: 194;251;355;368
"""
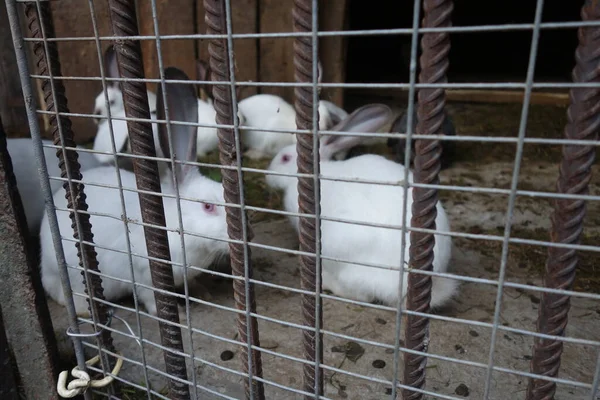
103;45;120;88
320;104;392;160
390;112;408;133
317;61;323;83
317;61;323;95
320;100;348;128
156;67;199;182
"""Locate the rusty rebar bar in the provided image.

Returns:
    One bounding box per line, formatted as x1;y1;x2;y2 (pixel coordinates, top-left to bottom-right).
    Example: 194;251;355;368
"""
403;0;453;398
203;1;265;398
293;0;324;397
23;1;118;381
105;0;190;398
526;2;600;399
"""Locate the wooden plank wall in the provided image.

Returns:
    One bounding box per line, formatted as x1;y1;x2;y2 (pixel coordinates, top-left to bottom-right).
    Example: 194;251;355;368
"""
3;1;346;142
319;0;348;107
258;0;347;107
196;0;259;99
138;0;197;92
49;0;113;143
258;0;295;101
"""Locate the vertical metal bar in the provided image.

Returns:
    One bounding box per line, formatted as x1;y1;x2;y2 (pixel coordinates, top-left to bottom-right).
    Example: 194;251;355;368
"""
203;1;265;399
293;0;324;398
22;0;117;386
527;1;600;399
402;0;452;398
390;0;422;398
149;1;199;398
85;1;154;398
3;2;91;398
483;0;545;397
0;117;60;400
105;0;191;398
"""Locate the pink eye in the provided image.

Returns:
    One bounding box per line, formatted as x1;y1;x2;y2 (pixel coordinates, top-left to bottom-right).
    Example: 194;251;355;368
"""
203;203;216;214
282;154;291;163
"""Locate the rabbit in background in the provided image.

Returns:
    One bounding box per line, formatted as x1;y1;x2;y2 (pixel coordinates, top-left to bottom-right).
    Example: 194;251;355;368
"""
92;47;245;166
194;60;247;157
91;45;160;166
7;138;104;235
232;62;353;160
40;67;230;316
266;104;458;308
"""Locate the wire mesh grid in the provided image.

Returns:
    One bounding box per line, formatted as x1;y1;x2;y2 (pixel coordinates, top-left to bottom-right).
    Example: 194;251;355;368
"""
2;0;600;399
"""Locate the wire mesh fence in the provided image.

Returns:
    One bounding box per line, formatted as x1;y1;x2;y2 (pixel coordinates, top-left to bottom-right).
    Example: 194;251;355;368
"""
0;0;599;399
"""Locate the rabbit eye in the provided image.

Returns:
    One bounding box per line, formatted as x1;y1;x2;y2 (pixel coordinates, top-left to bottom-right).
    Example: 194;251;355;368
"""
282;154;291;163
109;99;116;106
203;203;216;214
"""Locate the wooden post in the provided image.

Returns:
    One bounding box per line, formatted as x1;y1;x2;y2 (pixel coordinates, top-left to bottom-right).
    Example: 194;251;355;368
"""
319;0;348;107
0;2;28;137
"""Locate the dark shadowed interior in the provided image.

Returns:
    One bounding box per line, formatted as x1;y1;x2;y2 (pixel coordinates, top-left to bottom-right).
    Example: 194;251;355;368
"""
345;0;581;84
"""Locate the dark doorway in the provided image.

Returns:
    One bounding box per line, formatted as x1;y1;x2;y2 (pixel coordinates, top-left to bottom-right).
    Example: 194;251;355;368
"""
345;1;581;85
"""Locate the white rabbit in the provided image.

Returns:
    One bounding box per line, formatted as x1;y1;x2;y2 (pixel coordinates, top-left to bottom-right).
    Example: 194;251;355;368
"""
92;51;243;163
7;138;103;234
236;63;350;160
91;45;159;166
237;95;348;160
40;67;230;316
266;104;457;308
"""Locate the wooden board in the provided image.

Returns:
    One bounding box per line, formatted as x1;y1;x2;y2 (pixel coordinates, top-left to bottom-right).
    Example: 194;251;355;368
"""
196;0;259;100
258;0;347;106
49;0;113;143
258;0;295;102
137;0;197;91
445;89;570;106
319;0;348;108
348;88;571;107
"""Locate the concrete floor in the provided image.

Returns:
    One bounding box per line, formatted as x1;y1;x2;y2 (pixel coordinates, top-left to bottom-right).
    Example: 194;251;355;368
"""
47;158;600;400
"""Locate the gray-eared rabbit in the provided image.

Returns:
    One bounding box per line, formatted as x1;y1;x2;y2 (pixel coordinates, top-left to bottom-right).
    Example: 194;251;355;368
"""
40;67;230;316
266;104;458;308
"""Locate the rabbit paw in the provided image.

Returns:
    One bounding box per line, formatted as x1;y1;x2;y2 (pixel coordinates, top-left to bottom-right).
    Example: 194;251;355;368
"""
138;290;158;316
73;296;92;318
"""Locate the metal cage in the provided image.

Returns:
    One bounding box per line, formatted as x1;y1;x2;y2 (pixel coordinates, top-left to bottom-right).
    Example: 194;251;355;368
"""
0;0;599;399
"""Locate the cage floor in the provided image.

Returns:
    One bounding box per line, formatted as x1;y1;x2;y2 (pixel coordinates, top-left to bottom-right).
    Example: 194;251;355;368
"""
47;161;600;400
46;102;600;399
